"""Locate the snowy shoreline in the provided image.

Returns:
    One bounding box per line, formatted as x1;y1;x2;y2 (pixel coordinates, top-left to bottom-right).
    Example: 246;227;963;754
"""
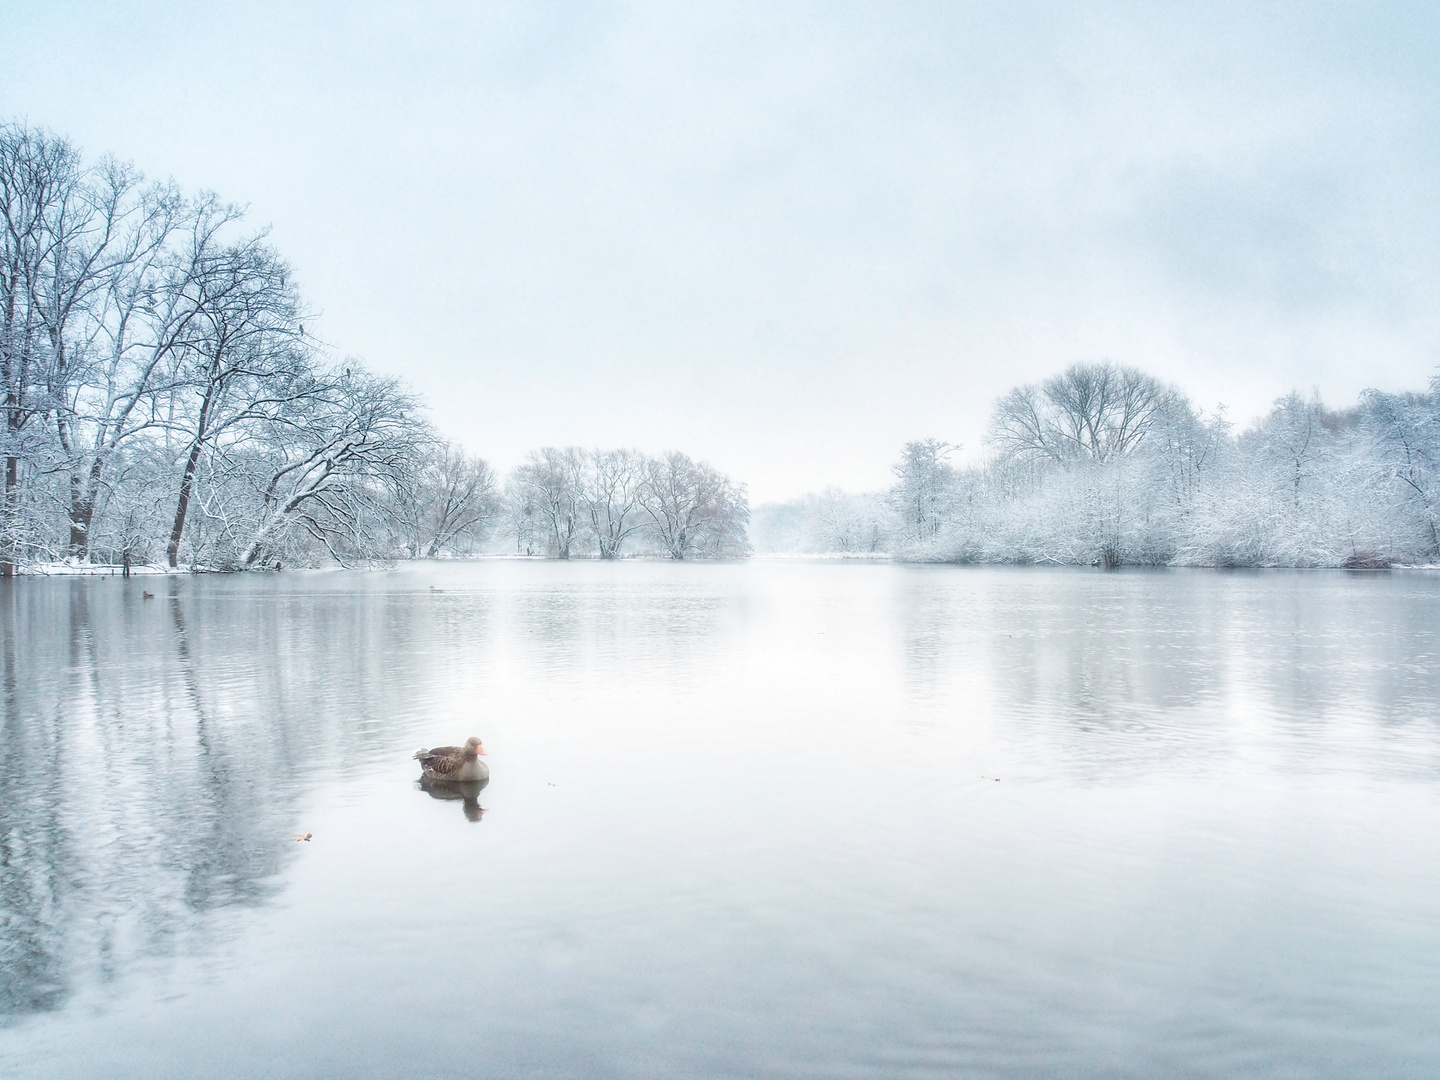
8;556;1438;575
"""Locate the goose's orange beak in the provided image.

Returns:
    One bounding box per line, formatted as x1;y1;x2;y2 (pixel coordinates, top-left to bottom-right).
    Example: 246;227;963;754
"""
476;745;487;756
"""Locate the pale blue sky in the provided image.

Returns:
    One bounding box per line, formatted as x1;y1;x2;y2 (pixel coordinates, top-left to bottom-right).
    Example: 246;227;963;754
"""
4;2;1438;499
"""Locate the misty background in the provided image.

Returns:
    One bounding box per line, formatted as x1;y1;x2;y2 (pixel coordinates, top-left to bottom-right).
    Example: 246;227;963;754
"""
3;2;1438;501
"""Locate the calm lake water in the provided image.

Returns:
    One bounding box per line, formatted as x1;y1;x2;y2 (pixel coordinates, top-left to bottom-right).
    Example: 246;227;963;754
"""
2;561;1439;1079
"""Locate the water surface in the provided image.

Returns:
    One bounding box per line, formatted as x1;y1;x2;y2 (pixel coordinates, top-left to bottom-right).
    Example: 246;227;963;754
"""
2;562;1438;1078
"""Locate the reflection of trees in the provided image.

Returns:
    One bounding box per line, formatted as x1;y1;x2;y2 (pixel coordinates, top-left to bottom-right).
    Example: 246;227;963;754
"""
896;570;1229;757
0;592;68;1017
0;576;474;1024
896;570;1440;780
162;597;287;913
513;570;726;684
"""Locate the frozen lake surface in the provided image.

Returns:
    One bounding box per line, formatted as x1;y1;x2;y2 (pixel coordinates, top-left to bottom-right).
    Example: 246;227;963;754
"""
2;561;1439;1079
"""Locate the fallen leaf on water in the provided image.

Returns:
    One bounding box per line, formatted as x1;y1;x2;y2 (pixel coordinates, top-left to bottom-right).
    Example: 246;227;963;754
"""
547;782;556;787
981;776;1001;782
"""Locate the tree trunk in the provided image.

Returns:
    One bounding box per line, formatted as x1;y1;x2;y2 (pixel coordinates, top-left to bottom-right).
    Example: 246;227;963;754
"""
68;499;92;558
243;525;272;567
68;457;105;560
168;440;203;568
1;454;15;578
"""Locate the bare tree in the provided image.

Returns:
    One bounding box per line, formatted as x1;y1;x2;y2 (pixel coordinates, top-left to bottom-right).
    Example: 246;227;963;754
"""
0;121;443;573
511;446;585;558
990;362;1178;464
0;125;83;572
988;385;1057;464
639;451;748;559
230;365;425;568
163;230;308;567
410;441;498;557
501;474;543;555
1;140;186;560
583;448;645;558
51;177;202;560
1361;382;1439;554
802;488;891;553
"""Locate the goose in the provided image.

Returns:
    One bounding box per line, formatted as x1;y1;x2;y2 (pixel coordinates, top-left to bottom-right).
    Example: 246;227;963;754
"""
413;737;488;783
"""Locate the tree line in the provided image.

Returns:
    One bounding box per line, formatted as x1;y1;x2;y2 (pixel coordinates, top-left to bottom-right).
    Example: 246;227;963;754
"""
755;362;1440;568
13;122;1431;572
0;123;746;571
499;447;748;559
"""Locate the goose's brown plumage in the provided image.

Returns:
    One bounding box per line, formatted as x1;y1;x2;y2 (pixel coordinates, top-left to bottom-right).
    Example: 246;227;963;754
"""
413;736;488;783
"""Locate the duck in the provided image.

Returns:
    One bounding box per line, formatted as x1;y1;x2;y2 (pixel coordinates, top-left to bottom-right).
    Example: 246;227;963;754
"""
413;736;488;783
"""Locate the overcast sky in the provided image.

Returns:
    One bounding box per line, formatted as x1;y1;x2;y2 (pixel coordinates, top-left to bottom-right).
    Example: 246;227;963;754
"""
4;2;1438;500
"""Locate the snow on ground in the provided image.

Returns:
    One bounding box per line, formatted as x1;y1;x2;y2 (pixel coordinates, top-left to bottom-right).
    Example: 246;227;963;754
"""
19;561;176;576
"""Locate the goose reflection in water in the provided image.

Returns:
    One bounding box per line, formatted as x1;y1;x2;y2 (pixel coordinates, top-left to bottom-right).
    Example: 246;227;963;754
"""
418;775;489;821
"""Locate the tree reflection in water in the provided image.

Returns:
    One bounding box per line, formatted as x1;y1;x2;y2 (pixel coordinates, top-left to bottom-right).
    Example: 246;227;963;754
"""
894;567;1440;783
0;575;445;1025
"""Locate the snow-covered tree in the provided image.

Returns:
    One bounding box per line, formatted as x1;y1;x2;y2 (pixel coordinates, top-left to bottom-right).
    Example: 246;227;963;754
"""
639;452;748;559
1361;381;1440;557
582;448;646;559
890;439;958;552
990;362;1181;465
511;447;586;558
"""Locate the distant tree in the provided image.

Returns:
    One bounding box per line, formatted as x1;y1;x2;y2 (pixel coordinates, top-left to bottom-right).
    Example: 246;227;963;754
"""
990;362;1179;464
639;451;748;558
1246;391;1331;509
83;435;173;567
803;487;890;553
1146;399;1229;515
512;446;585;558
582;448;645;558
890;439;957;545
1361;380;1440;555
988;385;1053;463
409;441;498;557
748;500;806;554
0;126;87;564
501;474;542;555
